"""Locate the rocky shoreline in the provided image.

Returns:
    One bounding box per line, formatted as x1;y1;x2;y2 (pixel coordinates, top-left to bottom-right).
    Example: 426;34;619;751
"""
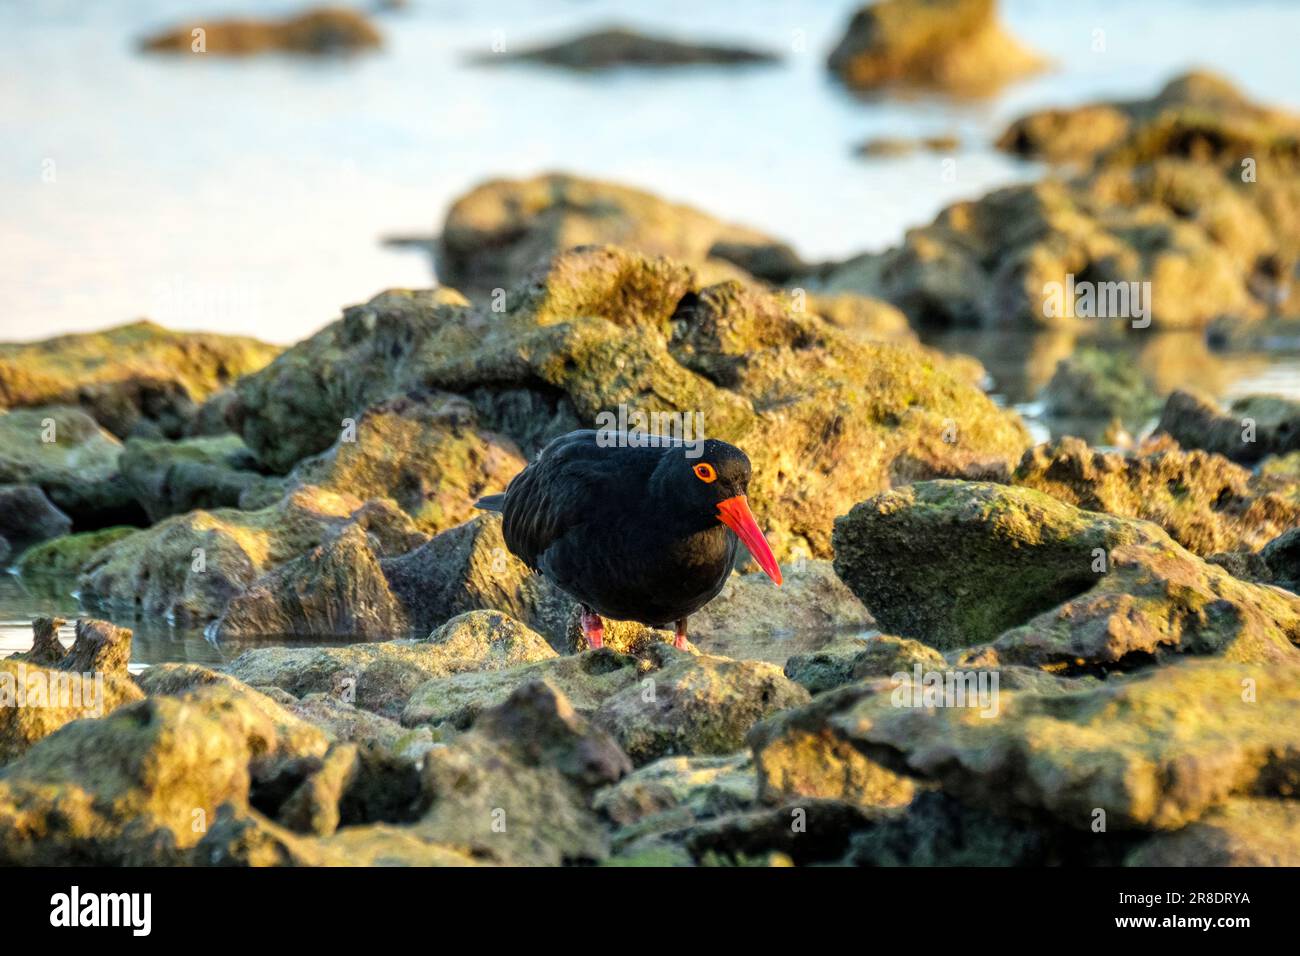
3;0;1300;866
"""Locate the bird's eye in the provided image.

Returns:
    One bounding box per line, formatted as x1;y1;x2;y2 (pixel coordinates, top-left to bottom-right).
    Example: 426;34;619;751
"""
693;463;717;483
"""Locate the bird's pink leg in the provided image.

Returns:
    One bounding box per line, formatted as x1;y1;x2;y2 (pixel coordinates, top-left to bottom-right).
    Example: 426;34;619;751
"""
581;606;604;650
674;617;688;650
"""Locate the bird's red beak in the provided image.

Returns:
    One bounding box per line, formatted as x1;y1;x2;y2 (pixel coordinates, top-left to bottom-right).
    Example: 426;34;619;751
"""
716;495;783;585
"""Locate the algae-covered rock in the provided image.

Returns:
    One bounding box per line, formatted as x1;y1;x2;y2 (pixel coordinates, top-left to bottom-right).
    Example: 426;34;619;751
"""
592;645;810;765
747;679;921;810
401;647;638;730
0;321;280;439
285;390;526;534
232;288;473;474
212;523;411;639
14;526;136;579
232;248;1028;558
783;633;946;694
77;485;371;623
120;432;279;521
412;680;631;865
781;637;870;695
1125;799;1300;866
691;560;873;644
0;681;328;864
438;173;799;294
0;618;144;763
828;71;1300;333
831;658;1300;831
479;27;778;70
382;513;569;642
998;70;1300;171
225;610;557;719
833;481;1140;648
826;0;1044;96
140;6;382;57
0;484;71;553
833;480;1300;668
0;406;141;527
1014;436;1300;556
595;752;755;830
1039;347;1161;424
843;790;1120;866
1156;389;1300;464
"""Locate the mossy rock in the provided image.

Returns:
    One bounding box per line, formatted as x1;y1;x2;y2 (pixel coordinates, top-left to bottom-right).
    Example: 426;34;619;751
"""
0;320;279;439
15;526;137;578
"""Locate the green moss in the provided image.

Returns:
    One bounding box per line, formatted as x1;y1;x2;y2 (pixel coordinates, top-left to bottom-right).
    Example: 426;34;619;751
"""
16;526;138;578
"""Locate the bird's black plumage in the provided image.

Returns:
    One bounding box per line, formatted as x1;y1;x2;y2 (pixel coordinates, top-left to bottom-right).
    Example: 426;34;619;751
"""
477;429;761;627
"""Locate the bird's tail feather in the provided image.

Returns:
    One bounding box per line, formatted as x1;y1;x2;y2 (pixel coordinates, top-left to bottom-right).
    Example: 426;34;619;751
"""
475;493;507;512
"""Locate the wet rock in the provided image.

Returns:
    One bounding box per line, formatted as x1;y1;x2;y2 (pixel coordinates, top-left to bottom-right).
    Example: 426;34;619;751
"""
382;514;569;643
78;485;371;623
781;636;872;695
844;790;1127;866
282;695;436;763
478;27;778;70
438;173;798;294
14;527;136;579
0;321;280;439
284;390;527;534
1;618;144;763
275;743;429;837
842;481;1300;671
140;6;382;57
831;658;1300;831
192;807;471;867
120;433;279;521
232;248;1028;558
139;662;437;761
834;481;1142;649
412;680;631;865
562;560;872;658
685;799;877;866
823;175;1255;331
1125;799;1300;866
784;633;946;695
226;609;557;720
592;644;810;765
0;682;328;864
0;536;8;566
1039;347;1161;425
0;484;71;553
827;0;1044;96
0;406;142;527
212;523;411;639
849;634;948;679
828;70;1300;332
1014;436;1300;556
747;679;920;809
594;752;755;832
401;647;637;730
835;480;1300;669
1260;527;1300;592
232;289;469;473
1156;389;1300;464
998;70;1300;170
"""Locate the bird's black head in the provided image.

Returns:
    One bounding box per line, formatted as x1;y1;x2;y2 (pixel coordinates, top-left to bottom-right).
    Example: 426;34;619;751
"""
653;438;781;585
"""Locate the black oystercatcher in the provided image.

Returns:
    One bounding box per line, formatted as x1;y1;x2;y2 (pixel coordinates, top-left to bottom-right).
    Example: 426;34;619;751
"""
475;430;782;649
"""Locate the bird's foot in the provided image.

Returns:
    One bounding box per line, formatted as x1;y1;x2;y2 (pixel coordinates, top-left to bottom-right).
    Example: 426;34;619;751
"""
674;618;688;651
580;607;604;650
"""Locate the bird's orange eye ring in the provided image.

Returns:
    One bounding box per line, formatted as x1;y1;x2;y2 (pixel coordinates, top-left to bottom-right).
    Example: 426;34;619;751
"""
693;463;717;483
